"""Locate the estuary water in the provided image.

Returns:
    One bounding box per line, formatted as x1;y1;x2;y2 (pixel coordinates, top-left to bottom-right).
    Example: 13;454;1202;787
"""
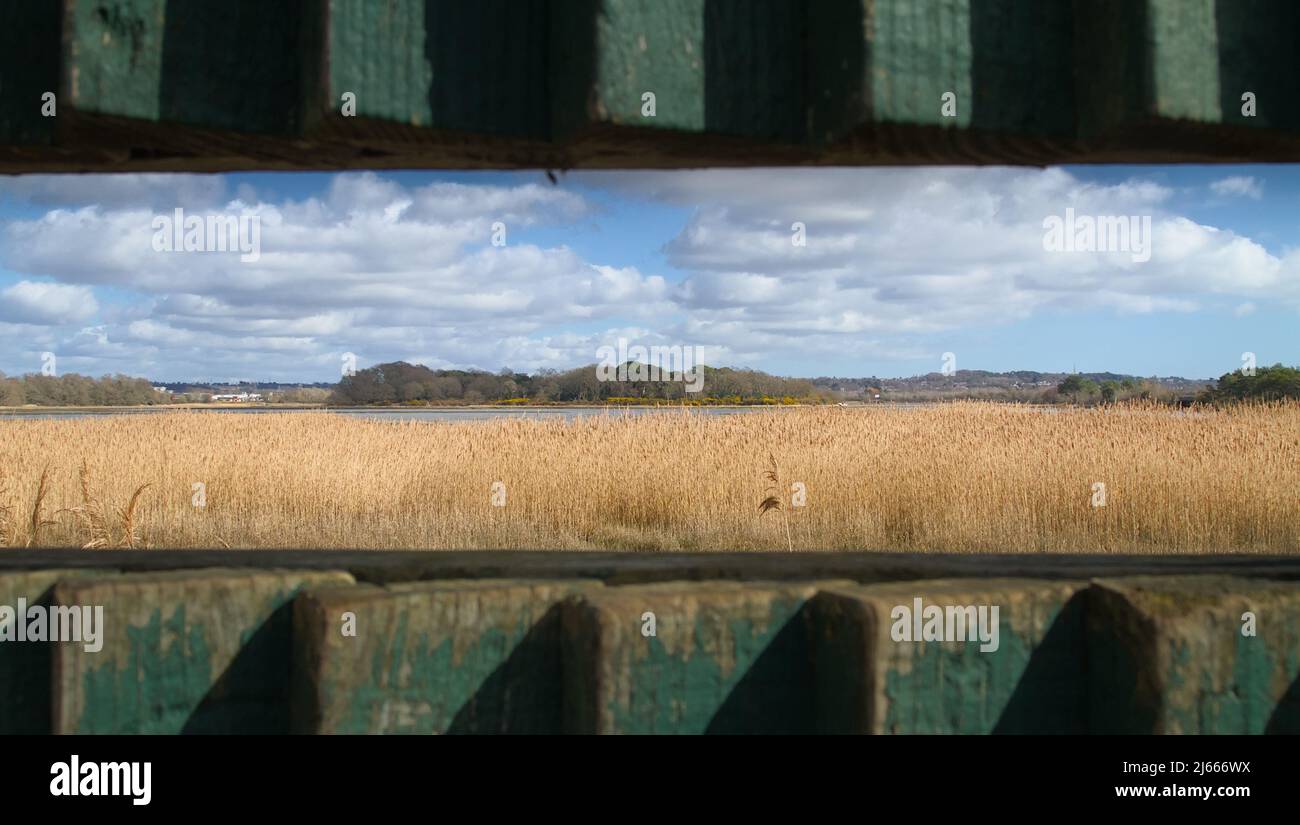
0;405;792;422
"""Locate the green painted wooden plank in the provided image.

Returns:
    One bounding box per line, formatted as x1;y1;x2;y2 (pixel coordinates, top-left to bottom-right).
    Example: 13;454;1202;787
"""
701;0;804;142
870;0;973;128
811;579;1087;733
323;0;429;128
291;579;603;733
0;1;62;144
64;0;165;122
810;0;1076;143
53;568;353;734
0;570;108;734
551;0;805;142
62;0;313;134
561;581;851;733
1088;576;1300;734
1202;0;1300;132
552;0;706;136
1070;0;1147;142
966;0;1076;136
319;0;547;138
7;1;1300;168
1146;0;1220;122
1075;0;1300;139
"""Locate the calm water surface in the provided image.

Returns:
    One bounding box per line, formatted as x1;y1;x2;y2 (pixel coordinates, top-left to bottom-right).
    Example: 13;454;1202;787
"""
0;406;800;422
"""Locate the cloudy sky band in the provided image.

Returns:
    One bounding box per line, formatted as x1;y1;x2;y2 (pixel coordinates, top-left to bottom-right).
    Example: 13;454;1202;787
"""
0;166;1295;382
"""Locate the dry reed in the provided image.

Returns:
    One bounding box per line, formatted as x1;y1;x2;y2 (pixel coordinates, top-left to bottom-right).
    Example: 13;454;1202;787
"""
0;402;1296;553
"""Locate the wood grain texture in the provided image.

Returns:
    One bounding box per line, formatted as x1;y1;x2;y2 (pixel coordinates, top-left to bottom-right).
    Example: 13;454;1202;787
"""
0;570;106;733
561;581;843;733
52;568;353;734
812;579;1088;733
291;579;603;733
7;0;1300;168
4;549;1300;583
0;1;61;145
1;565;1297;733
1087;576;1300;734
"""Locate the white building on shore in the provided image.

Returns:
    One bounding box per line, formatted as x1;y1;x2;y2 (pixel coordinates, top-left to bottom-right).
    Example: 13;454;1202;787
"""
211;392;263;402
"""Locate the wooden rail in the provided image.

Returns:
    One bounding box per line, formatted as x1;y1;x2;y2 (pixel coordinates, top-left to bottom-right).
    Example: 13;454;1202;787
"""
3;0;1300;172
2;551;1298;733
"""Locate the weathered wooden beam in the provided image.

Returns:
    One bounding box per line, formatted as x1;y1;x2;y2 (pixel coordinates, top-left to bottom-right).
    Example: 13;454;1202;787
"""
1073;0;1300;159
1;565;1298;733
811;0;1079;163
7;0;321;169
0;1;62;147
0;570;105;734
52;568;352;734
551;0;806;149
1087;576;1300;733
6;0;1300;170
811;579;1088;733
3;549;1300;583
291;579;602;734
312;0;549;144
561;582;839;733
61;0;314;132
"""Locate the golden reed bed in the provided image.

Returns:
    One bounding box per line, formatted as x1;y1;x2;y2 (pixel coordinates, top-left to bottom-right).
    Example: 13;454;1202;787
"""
0;402;1296;553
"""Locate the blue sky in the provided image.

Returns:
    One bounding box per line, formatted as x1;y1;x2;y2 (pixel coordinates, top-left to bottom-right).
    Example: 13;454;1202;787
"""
0;165;1296;382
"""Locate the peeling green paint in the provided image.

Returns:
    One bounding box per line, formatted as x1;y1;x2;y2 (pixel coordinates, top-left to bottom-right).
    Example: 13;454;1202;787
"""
869;0;973;128
345;622;519;733
64;0;312;134
1088;576;1300;734
10;564;1299;735
9;0;1300;171
814;579;1088;734
0;570;106;734
54;569;352;734
77;604;212;734
294;580;601;733
882;609;1035;733
562;583;837;734
606;604;809;733
326;0;547;137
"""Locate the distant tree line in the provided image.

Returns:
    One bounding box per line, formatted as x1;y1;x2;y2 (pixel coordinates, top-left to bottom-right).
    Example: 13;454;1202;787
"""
272;387;334;404
0;372;163;406
1054;365;1300;405
1054;375;1175;405
331;362;826;405
1199;364;1300;403
816;369;1212;403
14;363;1288;408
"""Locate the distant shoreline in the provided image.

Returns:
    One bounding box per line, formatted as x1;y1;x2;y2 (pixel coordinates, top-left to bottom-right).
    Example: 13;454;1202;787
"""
0;402;824;414
1;397;1234;415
